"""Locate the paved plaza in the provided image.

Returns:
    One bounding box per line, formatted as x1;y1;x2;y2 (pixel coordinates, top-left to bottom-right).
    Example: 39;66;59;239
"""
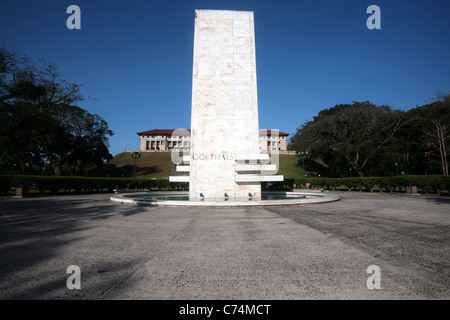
0;192;448;299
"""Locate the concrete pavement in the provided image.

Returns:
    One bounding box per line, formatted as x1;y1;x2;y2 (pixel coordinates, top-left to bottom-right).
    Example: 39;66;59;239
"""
0;192;448;299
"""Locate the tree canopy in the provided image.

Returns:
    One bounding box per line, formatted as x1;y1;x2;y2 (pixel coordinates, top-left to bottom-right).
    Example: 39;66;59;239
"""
289;98;449;177
0;47;113;176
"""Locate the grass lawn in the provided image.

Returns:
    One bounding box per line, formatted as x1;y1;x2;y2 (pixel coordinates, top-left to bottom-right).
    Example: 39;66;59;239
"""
277;154;303;180
104;152;304;179
103;152;174;178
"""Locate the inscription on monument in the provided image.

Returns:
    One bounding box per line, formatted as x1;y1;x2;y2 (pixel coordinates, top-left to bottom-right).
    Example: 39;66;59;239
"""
192;154;235;161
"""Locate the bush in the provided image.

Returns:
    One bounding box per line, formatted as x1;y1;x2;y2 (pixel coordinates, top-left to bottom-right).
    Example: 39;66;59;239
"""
0;175;14;195
320;178;341;191
355;177;378;192
401;175;448;195
1;175;449;196
301;175;449;194
0;175;185;195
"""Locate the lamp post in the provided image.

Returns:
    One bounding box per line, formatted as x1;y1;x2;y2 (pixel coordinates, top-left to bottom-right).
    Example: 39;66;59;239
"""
130;151;141;178
350;168;352;177
298;151;309;186
173;160;179;176
395;162;398;176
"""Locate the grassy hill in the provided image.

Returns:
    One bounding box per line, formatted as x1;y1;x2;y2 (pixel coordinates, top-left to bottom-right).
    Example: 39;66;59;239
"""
96;152;304;179
277;154;303;180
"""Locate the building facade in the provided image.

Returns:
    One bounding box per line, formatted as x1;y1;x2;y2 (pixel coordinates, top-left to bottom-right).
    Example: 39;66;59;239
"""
137;129;289;153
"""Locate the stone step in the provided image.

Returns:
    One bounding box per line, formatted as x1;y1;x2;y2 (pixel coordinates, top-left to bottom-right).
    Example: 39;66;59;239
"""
234;154;270;161
235;175;284;182
235;164;277;171
169;176;189;182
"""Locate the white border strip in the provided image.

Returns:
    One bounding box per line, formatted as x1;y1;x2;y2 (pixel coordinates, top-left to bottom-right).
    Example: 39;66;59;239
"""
110;191;340;207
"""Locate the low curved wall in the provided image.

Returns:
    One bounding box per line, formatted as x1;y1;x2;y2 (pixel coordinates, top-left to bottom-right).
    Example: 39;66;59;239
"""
110;191;340;207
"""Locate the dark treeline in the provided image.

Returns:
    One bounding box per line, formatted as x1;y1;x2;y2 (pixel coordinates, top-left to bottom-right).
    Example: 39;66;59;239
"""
288;97;450;177
0;48;113;176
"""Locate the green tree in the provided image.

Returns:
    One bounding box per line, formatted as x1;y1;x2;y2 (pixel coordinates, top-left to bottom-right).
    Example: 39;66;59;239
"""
402;94;450;175
0;47;113;175
289;102;404;177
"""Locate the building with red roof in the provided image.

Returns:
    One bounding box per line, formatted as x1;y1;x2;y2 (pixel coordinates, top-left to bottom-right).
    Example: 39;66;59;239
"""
137;129;290;152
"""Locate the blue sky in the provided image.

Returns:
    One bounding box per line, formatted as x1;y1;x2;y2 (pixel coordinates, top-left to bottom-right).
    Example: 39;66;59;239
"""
1;0;449;156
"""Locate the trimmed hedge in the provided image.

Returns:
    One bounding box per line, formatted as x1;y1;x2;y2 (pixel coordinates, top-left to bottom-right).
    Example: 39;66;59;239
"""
1;175;449;196
290;175;450;195
0;175;14;195
0;175;189;195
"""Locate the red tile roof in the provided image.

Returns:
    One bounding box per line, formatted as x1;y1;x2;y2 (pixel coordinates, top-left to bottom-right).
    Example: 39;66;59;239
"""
137;129;191;135
259;129;290;136
137;129;289;136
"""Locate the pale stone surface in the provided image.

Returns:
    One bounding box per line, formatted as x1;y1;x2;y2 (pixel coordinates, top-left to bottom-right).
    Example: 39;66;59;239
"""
166;10;284;200
189;9;263;201
235;175;285;182
3;193;449;299
169;176;189;182
176;166;190;172
235;164;277;171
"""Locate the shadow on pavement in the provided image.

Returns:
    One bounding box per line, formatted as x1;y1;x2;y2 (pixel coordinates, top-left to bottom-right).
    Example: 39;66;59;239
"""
0;195;146;299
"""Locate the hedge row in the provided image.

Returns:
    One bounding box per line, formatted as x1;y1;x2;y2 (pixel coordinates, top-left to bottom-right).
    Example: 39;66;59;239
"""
263;175;450;195
1;175;449;196
0;175;189;195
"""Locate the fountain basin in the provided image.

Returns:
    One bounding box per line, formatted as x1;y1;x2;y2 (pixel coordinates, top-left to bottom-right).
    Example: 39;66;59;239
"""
110;191;340;207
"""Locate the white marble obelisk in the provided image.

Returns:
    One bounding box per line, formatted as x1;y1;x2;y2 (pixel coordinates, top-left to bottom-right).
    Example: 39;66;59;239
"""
168;9;283;200
189;9;261;201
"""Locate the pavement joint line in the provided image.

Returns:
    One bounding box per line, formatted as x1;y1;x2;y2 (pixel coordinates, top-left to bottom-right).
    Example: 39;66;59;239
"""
97;210;207;300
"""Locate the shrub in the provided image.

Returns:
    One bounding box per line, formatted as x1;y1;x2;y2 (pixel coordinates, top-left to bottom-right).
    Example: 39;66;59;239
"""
301;175;449;195
378;177;400;193
1;174;449;196
356;177;378;192
0;175;14;195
